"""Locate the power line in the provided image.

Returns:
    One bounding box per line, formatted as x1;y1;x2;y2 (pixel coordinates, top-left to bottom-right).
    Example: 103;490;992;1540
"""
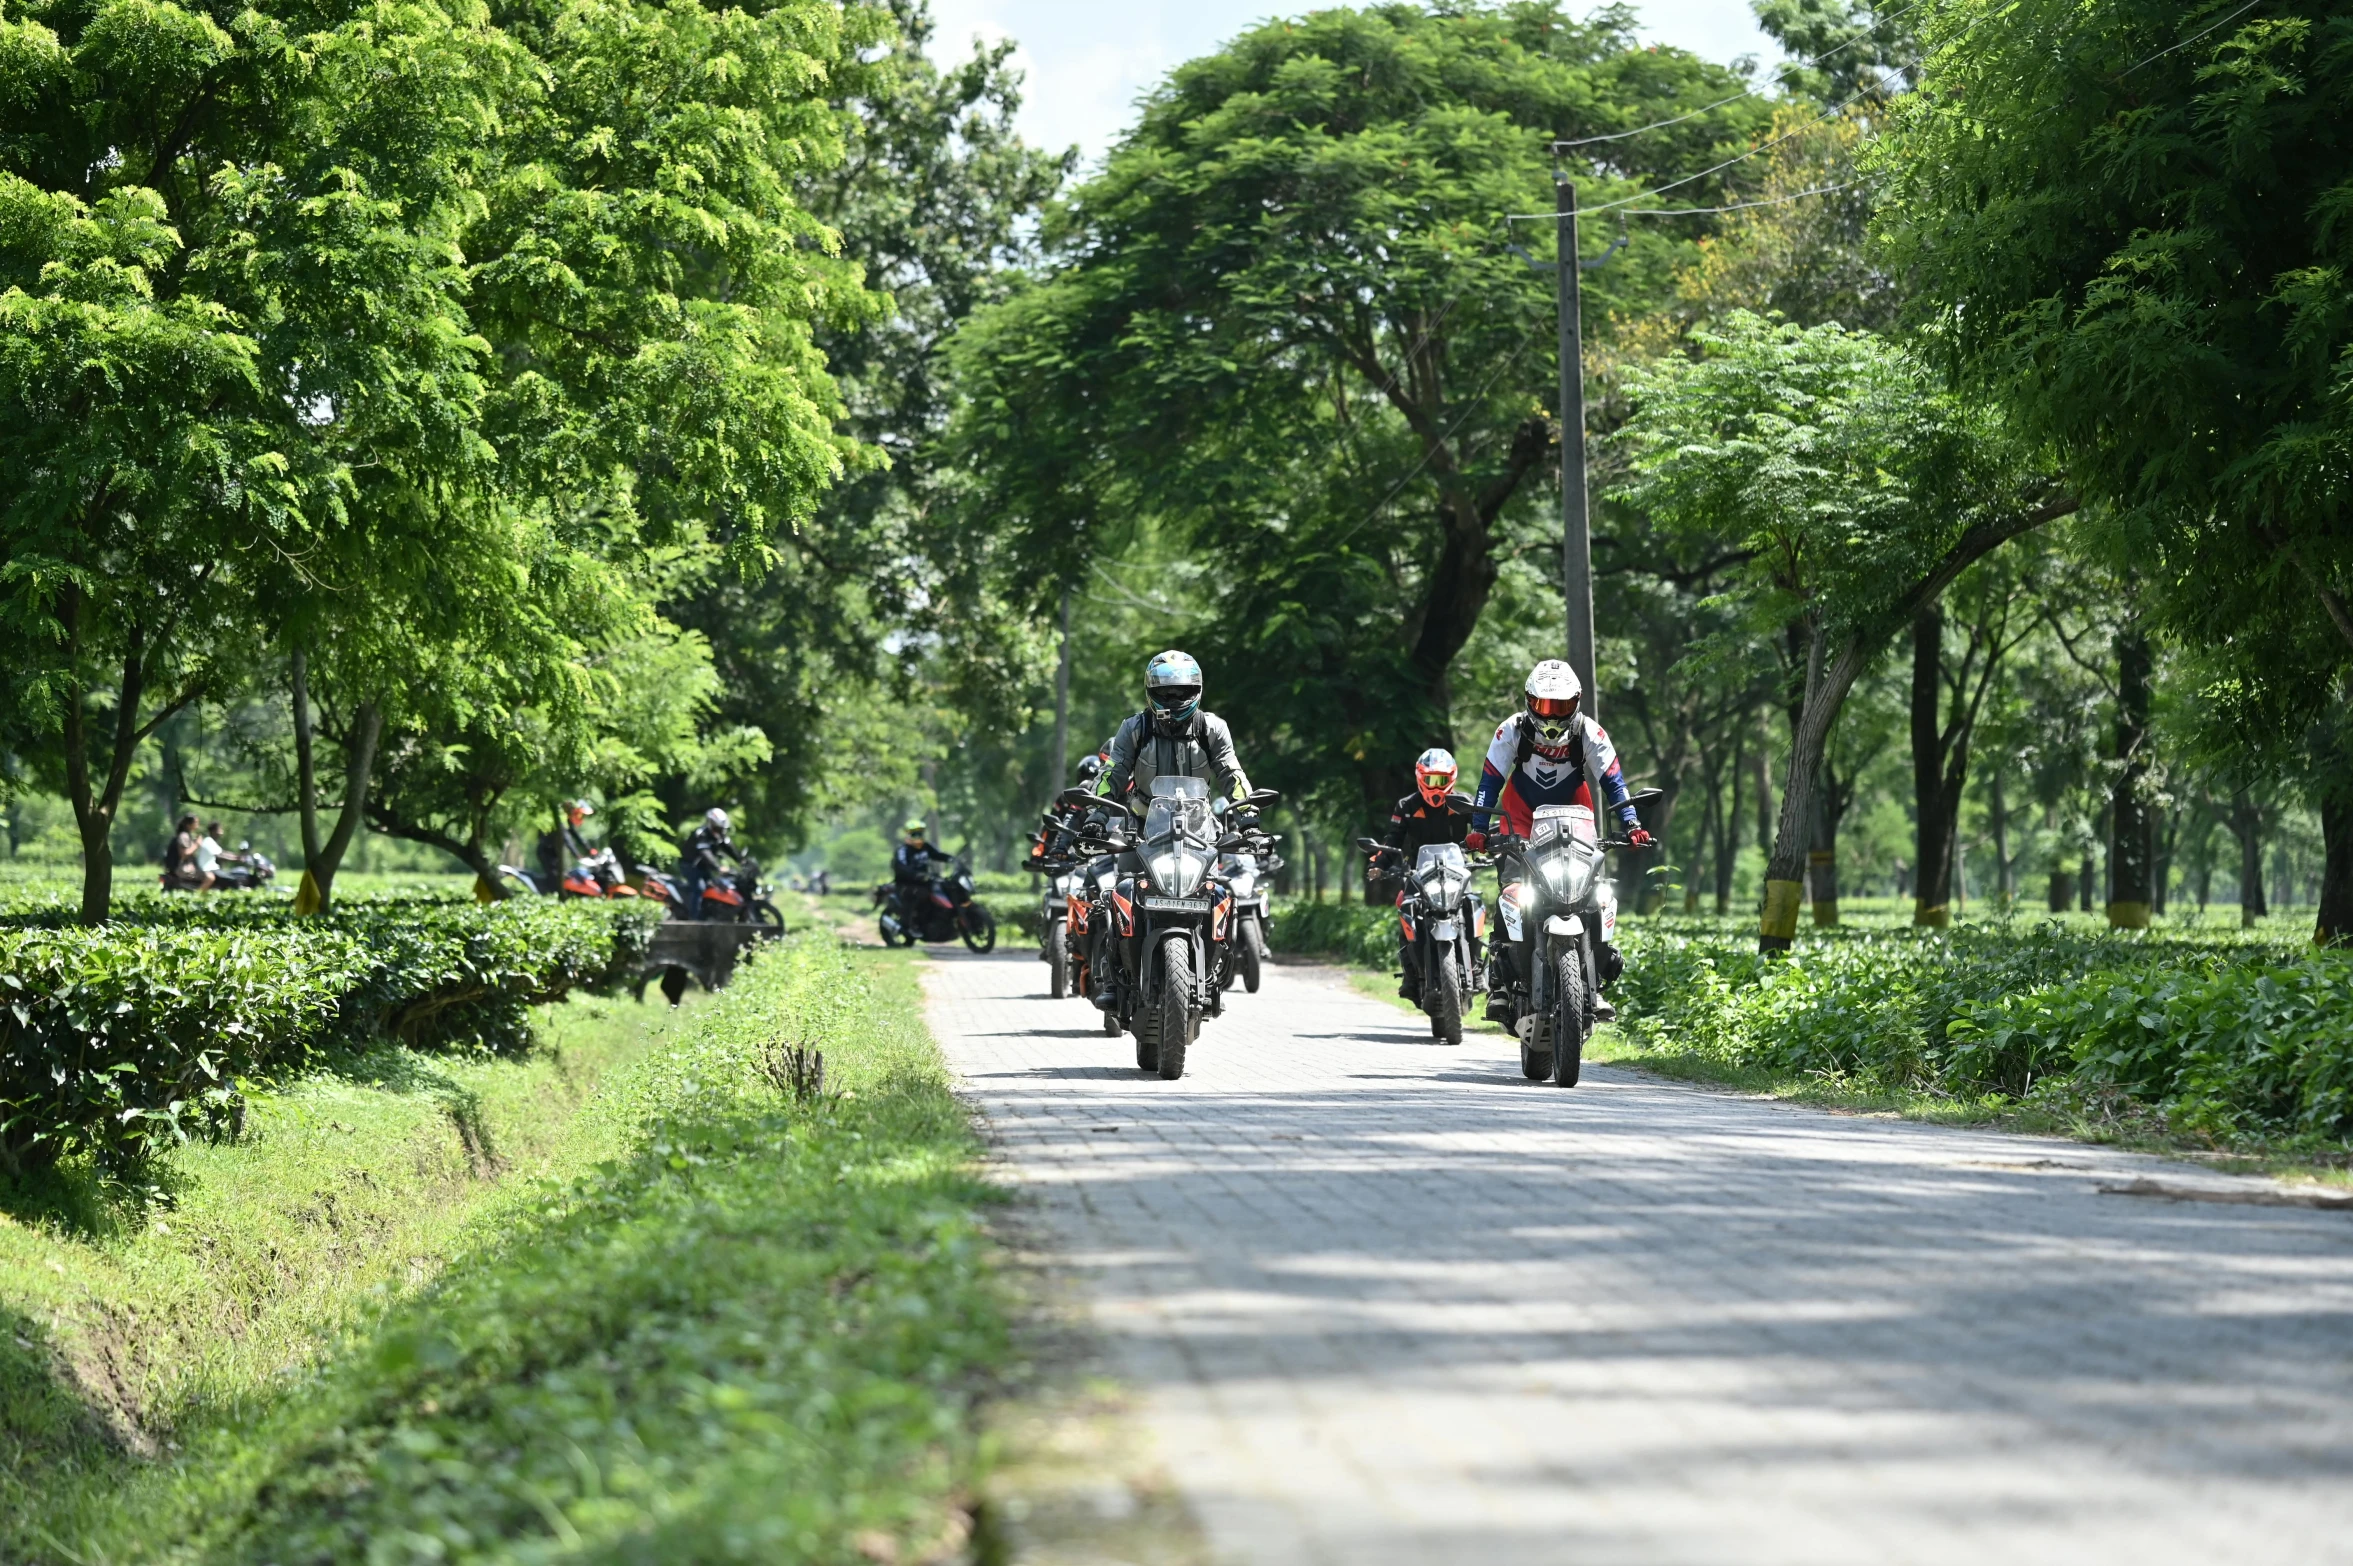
1606;178;1864;219
1552;0;1932;151
2117;0;2265;77
1327;333;1542;552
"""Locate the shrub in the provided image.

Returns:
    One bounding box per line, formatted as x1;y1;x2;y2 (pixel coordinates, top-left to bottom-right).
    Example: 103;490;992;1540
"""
0;901;660;1173
1268;899;1397;969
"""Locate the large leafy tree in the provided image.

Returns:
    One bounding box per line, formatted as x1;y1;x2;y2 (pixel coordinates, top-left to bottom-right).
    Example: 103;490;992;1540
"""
0;0;505;921
1616;313;2069;951
951;1;1775;825
1877;0;2353;938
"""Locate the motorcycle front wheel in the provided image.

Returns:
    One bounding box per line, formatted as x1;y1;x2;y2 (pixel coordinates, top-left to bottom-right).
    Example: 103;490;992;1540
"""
1237;931;1261;994
961;905;997;953
1429;945;1464;1045
1046;920;1068;998
1155;939;1195;1080
1551;947;1587;1088
752;899;785;935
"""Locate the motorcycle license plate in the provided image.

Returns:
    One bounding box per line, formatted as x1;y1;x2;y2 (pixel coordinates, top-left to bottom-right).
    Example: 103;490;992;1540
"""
1143;896;1210;913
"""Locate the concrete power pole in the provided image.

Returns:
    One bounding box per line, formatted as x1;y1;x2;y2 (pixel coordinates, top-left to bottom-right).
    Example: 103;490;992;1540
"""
1555;174;1597;718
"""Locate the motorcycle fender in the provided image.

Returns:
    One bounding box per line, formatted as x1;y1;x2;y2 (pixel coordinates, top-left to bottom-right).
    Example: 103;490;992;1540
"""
1545;914;1584;939
1433;918;1460;941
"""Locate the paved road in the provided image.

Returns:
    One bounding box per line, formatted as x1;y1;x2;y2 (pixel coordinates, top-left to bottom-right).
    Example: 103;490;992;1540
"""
921;949;2353;1566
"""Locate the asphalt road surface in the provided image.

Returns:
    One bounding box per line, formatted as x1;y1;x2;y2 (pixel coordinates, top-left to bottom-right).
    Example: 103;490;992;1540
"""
921;948;2353;1566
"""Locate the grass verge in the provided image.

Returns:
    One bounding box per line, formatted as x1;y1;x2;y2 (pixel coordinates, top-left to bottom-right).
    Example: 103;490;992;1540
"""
0;991;696;1557
25;936;1008;1565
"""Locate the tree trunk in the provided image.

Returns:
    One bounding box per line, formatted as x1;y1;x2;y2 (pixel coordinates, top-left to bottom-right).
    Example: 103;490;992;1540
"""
1910;604;1962;927
1760;627;1870;952
1715;727;1745;917
2230;791;2267;925
291;650;383;916
62;601;149;926
2108;627;2154;929
1808;753;1843;927
2316;789;2353;945
1049;584;1073;795
1989;771;2012;909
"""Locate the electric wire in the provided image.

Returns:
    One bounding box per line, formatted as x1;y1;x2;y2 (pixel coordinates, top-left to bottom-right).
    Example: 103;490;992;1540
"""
2117;0;2265;77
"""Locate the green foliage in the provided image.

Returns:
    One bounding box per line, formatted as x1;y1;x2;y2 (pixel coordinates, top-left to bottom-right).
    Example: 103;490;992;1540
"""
127;940;1004;1565
1268;899;1399;972
0;899;656;1172
950;1;1773;823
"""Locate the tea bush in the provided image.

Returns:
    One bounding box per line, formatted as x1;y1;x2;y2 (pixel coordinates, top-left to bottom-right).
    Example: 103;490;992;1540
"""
1268;898;2350;1142
0;901;660;1174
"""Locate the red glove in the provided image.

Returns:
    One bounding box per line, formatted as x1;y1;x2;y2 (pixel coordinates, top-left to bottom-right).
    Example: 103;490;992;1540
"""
1626;827;1655;849
1464;830;1487;853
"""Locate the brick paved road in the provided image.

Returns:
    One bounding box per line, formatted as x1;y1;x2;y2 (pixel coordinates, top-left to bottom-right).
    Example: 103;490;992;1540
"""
921;948;2353;1566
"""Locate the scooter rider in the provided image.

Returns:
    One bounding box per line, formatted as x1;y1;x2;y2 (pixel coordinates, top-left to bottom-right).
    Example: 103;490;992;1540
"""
1466;661;1654;1017
1089;651;1254;1004
681;807;744;917
1376;747;1477;999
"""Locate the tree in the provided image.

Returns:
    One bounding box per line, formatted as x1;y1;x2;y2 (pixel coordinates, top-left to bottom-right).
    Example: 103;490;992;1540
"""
1616;313;2070;951
950;1;1774;826
0;0;506;921
1878;0;2353;938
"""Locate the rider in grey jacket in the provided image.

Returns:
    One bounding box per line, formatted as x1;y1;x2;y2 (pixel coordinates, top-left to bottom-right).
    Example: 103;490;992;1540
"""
1094;649;1253;812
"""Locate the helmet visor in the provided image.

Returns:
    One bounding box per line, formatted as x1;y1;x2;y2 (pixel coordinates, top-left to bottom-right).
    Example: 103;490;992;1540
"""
1528;694;1579;721
1416;768;1456;801
1148;685;1201;715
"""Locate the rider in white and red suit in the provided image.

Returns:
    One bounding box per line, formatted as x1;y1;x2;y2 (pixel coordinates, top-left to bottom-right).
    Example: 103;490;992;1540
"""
1464;660;1655;852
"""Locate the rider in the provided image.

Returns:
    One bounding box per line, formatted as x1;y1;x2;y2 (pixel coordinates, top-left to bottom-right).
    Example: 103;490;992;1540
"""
680;807;744;918
892;819;953;908
1466;661;1654;1015
1378;747;1477;1000
1029;754;1104;866
1089;651;1254;1004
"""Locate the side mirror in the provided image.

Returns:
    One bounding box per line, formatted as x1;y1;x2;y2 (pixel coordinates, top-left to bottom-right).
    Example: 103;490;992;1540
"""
1245;788;1281;808
1058;787;1096;808
1218;834;1246;853
1354;836;1381;853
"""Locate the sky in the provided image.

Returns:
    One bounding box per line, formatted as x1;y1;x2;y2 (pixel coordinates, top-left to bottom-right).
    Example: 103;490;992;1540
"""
922;0;1782;169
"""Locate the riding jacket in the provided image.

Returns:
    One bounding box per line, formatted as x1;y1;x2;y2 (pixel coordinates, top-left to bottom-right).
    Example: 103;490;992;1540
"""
1470;712;1637;839
892;840;952;885
1383;790;1477;856
1095;710;1252;815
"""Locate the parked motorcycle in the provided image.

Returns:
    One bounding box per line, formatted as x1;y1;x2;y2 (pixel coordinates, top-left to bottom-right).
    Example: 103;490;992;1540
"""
697;855;785;932
1361;838;1485;1044
1487;799;1643;1087
874;852;995;951
561;846;641;900
1097;779;1280;1080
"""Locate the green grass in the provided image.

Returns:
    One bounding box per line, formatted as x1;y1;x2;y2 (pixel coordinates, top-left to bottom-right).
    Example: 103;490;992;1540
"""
7;936;1009;1565
0;991;697;1556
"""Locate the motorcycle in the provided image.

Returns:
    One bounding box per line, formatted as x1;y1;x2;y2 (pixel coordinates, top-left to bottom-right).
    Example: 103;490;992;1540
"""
1096;779;1281;1081
561;846;641;899
1214;837;1282;994
1487;800;1641;1088
163;844;276;892
695;854;785;932
874;852;996;951
1029;852;1080;997
1360;838;1485;1045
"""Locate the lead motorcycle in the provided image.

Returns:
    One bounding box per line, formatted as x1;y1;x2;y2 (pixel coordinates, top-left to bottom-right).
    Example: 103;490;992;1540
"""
1074;780;1279;1080
1361;838;1485;1044
1487;801;1638;1088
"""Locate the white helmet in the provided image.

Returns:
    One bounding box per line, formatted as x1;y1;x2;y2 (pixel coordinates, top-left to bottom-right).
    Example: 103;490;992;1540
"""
704;807;731;836
1524;660;1583;748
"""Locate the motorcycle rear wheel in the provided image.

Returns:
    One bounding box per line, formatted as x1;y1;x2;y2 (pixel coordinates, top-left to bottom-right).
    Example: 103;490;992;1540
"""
1156;939;1195;1080
1429;946;1464;1045
1046;920;1068;998
1551;948;1587;1088
961;905;997;953
1520;1037;1553;1080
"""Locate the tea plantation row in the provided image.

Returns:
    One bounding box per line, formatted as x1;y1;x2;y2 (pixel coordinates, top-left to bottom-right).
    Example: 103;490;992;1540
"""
0;894;661;1175
1268;901;2353;1147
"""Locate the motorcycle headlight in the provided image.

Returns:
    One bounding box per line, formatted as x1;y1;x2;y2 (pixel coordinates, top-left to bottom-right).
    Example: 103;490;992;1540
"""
1539;854;1575;895
1150;854;1178;888
1172;850;1209;898
1230;870;1255;898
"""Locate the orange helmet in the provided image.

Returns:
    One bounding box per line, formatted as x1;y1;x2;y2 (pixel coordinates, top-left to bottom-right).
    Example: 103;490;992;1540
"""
1414;747;1458;806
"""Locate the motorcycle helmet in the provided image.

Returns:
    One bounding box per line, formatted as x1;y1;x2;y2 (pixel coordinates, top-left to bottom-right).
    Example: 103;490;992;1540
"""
903;818;928;842
1524;660;1583;749
1144;649;1203;735
1414;747;1458;806
704;806;730;837
567;798;594;827
1075;754;1103;787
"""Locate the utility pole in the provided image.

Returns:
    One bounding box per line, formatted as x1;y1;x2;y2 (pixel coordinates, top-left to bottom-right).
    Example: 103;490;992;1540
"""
1555;174;1597;718
1048;583;1073;794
